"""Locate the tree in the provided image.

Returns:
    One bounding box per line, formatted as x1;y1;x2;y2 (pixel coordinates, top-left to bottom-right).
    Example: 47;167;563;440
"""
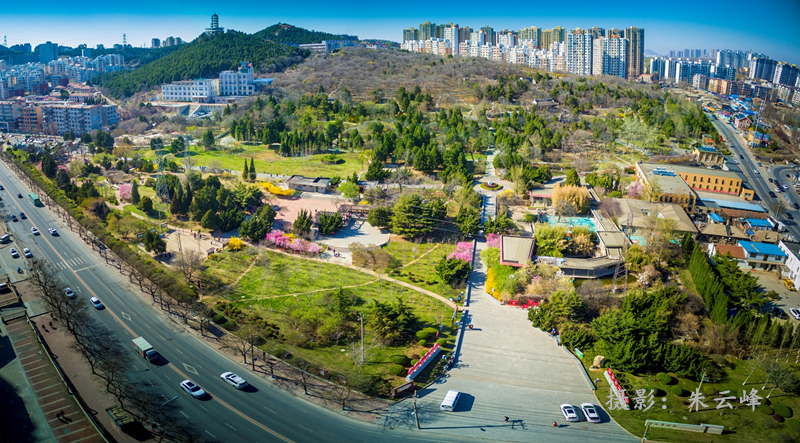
40;154;57;178
238;204;277;242
435;258;471;284
364;159;389;181
139;196;153;213
338;181;360;200
149;137;164;152
318;212;344;235
131;180;141;205
565;169;581;187
391;194;433;238
456;206;481;237
202;130;215;148
56;169;71;189
367;206;392;229
228;237;245;251
200;209;218;230
508;164;531;196
293;210;313;236
242;160;249;181
249;158;256;181
174;250;203;282
552;184;590;215
770;201;788;218
143;230;166;254
534;224;568;257
170;136;185;155
365;298;417;344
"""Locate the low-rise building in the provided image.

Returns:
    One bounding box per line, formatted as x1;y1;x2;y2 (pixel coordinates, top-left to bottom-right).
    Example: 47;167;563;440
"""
606;197;699;237
779;240;800;289
733;114;751;130
737;240;787;270
693;145;724;164
500;235;535;267
161;79;219;103
285;175;332;193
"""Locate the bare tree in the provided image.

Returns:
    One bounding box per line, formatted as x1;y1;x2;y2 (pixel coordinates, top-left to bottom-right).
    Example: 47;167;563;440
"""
174;249;203;282
295;360;314;396
329;376;353;410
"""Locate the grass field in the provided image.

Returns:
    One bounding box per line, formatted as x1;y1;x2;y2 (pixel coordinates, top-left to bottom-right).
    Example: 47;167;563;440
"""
583;348;800;443
385;238;467;301
143;146;367;178
201;246;460;386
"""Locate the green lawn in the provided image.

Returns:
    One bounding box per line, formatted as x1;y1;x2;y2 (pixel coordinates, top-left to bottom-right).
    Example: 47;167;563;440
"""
201;246;460;387
385;239;466;301
583;349;800;443
143;146;367;178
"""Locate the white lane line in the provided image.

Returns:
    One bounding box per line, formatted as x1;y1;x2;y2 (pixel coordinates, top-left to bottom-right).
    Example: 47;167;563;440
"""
205;431;216;438
163;374;171;380
298;425;313;433
225;423;236;431
199;405;208;412
175;349;184;355
263;406;276;414
180;411;189;419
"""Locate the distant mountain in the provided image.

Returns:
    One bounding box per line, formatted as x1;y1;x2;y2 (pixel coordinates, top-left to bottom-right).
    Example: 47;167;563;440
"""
254;23;358;45
645;49;660;56
92;30;309;98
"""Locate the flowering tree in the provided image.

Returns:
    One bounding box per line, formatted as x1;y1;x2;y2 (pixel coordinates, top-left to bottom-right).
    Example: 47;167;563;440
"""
448;242;474;263
486;233;502;249
627;181;644;199
119;182;133;201
264;229;323;254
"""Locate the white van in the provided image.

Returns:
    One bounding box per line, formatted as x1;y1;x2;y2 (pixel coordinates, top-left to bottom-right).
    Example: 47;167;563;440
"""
0;234;9;243
440;390;461;411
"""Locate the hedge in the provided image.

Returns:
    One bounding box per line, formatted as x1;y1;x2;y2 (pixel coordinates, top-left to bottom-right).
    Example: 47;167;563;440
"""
415;330;430;341
390;355;411;366
212;314;227;324
758;404;774;415
436;338;447;347
774;404;793;418
670;386;688;397
418;339;427;347
656;373;674;385
389;365;407;376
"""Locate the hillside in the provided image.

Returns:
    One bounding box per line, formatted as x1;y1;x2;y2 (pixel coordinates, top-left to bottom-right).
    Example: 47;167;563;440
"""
62;45;183;66
254;23;357;44
92;31;309;98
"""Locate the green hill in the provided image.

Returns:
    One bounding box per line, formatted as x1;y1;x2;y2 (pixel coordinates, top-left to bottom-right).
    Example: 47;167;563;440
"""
254;23;357;45
92;31;309;98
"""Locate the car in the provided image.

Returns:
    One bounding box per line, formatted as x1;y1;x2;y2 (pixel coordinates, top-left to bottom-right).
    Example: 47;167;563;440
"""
64;287;75;298
220;372;249;389
180;380;206;398
740;154;744;159
795;203;800;210
786;279;797;291
787;213;795;220
10;214;17;222
773;307;788;319
788;174;792;178
769;178;774;183
48;228;58;235
9;248;18;258
758;162;763;167
17;193;21;198
755;169;760;174
561;404;579;422
19;212;26;219
30;227;39;235
0;185;4;190
784;184;790;190
775;187;782;193
22;248;31;258
580;403;601;423
790;308;800;320
89;296;104;309
769;191;777;198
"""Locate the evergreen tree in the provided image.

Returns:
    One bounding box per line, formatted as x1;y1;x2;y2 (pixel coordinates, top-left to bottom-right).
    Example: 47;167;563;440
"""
242;160;249;181
201;209;218;230
249;158;257;181
565;169;581;187
131;180;140;205
170;184;184;216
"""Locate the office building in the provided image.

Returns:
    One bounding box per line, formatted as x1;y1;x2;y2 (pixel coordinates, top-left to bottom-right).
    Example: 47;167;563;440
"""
625;27;644;79
592;37;628;78
566;29;592;76
219;62;255;96
152;38;160;48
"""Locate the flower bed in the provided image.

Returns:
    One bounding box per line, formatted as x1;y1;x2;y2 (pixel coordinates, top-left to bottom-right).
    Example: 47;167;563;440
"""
265;229;322;254
321;154;344;165
480;181;502;190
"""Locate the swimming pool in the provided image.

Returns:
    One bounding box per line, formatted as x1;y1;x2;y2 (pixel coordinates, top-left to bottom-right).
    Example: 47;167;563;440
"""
540;215;598;232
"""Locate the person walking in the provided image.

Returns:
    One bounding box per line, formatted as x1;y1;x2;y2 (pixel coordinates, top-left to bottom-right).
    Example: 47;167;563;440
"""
504;416;509;422
553;421;558;427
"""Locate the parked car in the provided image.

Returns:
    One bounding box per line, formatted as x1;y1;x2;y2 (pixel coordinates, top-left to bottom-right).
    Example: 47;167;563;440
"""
785;279;797;291
740;154;744;159
787;213;794;220
180;380;206;398
773;307;788;319
561;404;579;422
89;297;104;309
22;248;31;258
790;308;800;320
769;191;777;198
9;248;19;258
794;203;799;210
769;178;774;183
580;403;601;423
220;372;249;389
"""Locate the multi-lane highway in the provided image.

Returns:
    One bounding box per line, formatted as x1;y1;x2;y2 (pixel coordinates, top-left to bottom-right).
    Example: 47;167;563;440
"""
711;116;800;241
0;157;499;443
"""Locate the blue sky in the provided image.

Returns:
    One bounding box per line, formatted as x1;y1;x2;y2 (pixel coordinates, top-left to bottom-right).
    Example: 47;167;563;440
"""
2;1;799;65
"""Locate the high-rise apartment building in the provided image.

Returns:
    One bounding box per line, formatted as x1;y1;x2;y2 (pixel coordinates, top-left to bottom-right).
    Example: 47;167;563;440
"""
480;26;496;46
589;27;605;39
608;28;623;38
460;27;472;43
442;25;461;53
625;27;644;79
518;26;541;48
773;63;798;87
566;29;593;76
419;22;437;41
497;31;516;48
403;28;419;42
749;57;777;81
37;41;58;63
151;38;160;48
592;37;628;78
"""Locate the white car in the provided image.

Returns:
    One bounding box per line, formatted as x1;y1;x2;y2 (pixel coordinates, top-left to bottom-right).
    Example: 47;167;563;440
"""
784;184;790;190
48;228;58;235
22;247;31;258
64;287;75;299
790;308;800;320
9;248;19;258
89;296;104;309
560;404;579;422
580;403;601;423
31;227;39;235
180;380;206;398
220;372;249;389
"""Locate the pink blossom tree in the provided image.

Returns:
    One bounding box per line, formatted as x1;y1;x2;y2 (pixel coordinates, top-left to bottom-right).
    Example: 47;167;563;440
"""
119;183;132;201
627;181;644;199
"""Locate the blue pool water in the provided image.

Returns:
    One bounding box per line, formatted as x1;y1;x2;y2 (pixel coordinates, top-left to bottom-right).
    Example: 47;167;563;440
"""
540;215;598;232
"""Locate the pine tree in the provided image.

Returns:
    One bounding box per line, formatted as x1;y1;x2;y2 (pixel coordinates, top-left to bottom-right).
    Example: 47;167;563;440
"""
182;184;193;214
249;158;256;181
242;160;249;181
131;180;140;205
170;184;184;216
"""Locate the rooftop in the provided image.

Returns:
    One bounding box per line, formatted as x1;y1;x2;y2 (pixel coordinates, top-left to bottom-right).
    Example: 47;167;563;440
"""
712;244;747;260
597;231;629;248
738;240;787;257
700;223;749;240
500;235;535;267
780;241;800;259
702;198;766;213
636;163;694;196
286;175;332;187
607;198;698;234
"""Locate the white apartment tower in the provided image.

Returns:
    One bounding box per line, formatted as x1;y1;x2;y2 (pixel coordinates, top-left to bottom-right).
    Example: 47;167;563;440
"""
219;62;255;96
592;37;628;78
566;30;593;76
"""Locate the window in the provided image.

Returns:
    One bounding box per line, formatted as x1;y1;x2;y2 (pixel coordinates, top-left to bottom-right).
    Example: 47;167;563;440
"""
715;179;718;184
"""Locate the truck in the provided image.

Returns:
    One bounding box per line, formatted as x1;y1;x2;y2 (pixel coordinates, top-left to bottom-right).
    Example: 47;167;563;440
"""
132;337;158;362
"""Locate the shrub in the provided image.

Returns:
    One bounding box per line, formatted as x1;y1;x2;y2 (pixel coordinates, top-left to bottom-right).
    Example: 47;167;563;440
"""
650;388;666;398
671;386;687;397
221;320;238;331
228;237;245;251
418;339;427;347
212;314;227;324
773;414;785;423
321;154;343;165
774;404;793;418
656;373;674;385
701;385;717;396
389;364;407;376
415;330;430;341
758;404;775;415
436;338;447;347
410;359;419;366
390;355;411;366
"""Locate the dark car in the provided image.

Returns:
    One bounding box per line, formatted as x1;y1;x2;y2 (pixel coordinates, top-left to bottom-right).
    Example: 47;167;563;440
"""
795;203;800;210
739;154;744;159
769;178;774;183
787;213;795;220
10;214;17;222
769;191;777;198
773;307;788;319
17;193;22;198
19;212;25;219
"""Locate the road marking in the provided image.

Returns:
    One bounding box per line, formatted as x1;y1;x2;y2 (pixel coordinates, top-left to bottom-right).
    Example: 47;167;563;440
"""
298;425;313;433
121;312;132;321
205;431;216;438
225;423;236;431
199;404;208;412
263;406;275;414
163;374;171;380
175;349;184;355
183;363;198;375
180;411;189;419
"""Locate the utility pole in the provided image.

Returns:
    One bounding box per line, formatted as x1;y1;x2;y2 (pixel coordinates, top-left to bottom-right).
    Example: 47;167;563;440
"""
413;390;420;429
360;314;365;365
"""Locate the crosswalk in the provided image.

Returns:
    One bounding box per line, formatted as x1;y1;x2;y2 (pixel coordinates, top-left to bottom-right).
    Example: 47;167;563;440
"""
49;256;89;271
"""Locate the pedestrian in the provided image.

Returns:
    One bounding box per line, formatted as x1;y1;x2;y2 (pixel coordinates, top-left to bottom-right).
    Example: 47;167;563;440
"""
553;421;558;427
504;416;509;422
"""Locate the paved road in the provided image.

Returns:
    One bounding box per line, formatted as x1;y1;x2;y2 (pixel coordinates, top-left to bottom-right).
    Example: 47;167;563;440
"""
0;158;505;443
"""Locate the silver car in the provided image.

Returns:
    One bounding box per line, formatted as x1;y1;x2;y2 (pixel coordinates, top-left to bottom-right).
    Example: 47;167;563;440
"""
220;372;249;389
560;404;579;422
580;403;600;423
180;380;206;398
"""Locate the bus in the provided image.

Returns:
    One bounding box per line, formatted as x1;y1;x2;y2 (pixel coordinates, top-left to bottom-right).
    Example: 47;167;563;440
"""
28;193;41;206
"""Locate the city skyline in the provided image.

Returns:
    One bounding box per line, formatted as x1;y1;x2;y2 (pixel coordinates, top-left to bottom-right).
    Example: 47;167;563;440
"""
1;1;799;65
